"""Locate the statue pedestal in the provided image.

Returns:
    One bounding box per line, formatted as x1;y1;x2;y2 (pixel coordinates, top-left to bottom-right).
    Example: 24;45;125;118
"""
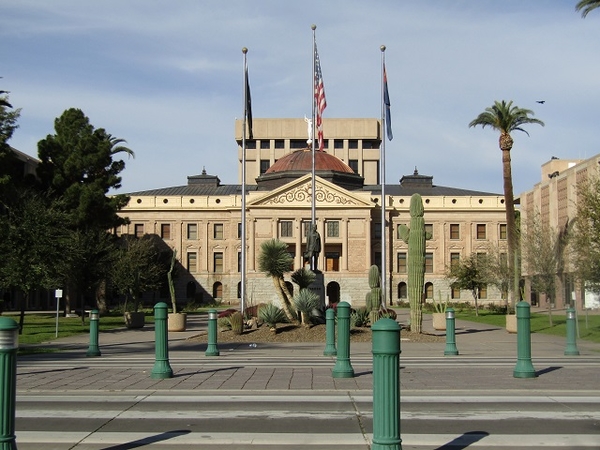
308;270;326;309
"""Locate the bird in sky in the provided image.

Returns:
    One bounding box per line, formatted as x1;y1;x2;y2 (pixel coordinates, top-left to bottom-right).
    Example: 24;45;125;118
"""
536;100;545;104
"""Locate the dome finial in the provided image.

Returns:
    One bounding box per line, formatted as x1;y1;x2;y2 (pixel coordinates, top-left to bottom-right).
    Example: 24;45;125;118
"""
413;166;418;175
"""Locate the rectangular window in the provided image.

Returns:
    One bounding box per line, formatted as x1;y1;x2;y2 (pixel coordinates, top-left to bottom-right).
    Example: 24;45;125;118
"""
373;223;382;239
187;223;197;240
425;252;433;273
238;252;241;272
451;286;461;299
260;140;270;149
260;159;270;174
302;221;312;237
325;252;340;271
476;224;487;239
134;223;144;238
280;220;293;238
348;139;358;149
274;139;284;149
479;285;487;299
290;139;305;149
187;252;197;272
326;221;340;238
237;222;242;239
449;224;460;240
450;252;460;269
161;224;171;240
349;159;359;173
425;223;433;238
334;139;344;149
214;223;224;240
499;223;507;240
397;252;407;273
214;252;223;273
245;140;256;149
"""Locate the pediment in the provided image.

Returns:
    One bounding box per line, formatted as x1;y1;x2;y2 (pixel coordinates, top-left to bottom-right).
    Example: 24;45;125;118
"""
249;174;371;208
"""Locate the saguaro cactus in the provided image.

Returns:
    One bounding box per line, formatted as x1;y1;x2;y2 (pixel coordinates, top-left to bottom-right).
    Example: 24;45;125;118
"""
399;193;430;333
366;264;382;325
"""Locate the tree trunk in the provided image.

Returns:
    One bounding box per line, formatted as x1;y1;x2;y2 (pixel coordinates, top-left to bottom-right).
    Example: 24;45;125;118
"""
472;289;479;316
96;281;108;314
272;277;296;322
500;132;517;309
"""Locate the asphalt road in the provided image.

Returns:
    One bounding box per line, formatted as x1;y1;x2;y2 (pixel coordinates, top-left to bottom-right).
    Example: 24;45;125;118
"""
14;392;600;449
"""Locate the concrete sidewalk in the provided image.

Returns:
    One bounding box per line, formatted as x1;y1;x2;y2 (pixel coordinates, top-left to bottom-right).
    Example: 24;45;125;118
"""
15;310;600;395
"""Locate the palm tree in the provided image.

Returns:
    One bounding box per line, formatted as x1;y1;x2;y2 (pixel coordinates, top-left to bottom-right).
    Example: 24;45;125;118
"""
469;100;544;307
576;0;600;17
257;238;297;322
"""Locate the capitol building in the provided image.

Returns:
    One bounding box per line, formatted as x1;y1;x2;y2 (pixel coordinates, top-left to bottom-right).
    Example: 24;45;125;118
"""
117;118;509;308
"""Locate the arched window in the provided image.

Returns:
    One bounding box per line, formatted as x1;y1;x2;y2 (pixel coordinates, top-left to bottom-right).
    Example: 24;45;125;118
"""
213;282;223;299
398;282;407;299
425;282;434;299
326;282;340;305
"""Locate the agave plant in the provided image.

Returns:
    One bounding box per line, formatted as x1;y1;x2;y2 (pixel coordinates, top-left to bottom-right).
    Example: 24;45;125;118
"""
258;303;287;331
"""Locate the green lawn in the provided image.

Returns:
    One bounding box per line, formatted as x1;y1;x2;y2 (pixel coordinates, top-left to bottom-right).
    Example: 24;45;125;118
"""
455;309;600;343
2;312;155;347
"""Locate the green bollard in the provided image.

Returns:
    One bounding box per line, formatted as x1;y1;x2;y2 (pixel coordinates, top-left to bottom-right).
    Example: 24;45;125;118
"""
86;309;101;357
444;307;459;356
564;307;580;356
205;309;220;357
372;318;402;450
0;317;18;450
513;301;537;378
332;301;354;378
151;302;173;379
323;307;337;356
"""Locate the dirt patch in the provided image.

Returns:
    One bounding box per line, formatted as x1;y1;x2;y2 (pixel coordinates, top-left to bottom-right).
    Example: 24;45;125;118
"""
188;323;444;344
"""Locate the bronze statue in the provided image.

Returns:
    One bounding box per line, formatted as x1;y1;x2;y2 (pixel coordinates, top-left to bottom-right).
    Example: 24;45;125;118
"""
305;223;321;271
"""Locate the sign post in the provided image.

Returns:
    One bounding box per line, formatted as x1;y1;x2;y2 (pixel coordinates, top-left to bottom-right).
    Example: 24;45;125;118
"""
54;289;63;338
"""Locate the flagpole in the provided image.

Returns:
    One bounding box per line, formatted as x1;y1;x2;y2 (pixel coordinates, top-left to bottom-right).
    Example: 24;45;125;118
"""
311;24;317;271
241;47;248;316
380;45;387;308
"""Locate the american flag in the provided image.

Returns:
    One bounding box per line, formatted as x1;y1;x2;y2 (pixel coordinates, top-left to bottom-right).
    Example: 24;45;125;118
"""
314;44;327;151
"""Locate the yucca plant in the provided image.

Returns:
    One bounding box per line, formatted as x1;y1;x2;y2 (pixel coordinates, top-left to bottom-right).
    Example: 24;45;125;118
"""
259;303;287;332
293;289;320;327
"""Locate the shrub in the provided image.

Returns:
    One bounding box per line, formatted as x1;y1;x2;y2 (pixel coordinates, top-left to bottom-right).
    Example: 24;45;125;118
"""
351;307;370;328
217;317;231;330
259;303;287;329
229;311;244;335
379;308;397;321
293;289;320;326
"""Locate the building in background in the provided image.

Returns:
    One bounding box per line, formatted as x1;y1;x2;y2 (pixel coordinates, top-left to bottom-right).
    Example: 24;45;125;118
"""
519;155;600;309
118;118;508;309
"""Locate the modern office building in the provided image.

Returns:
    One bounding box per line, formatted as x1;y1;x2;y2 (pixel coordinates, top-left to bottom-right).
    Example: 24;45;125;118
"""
117;118;509;309
519;154;600;309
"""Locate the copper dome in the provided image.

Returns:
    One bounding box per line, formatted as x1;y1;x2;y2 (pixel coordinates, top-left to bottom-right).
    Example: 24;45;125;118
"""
265;149;355;174
256;148;364;190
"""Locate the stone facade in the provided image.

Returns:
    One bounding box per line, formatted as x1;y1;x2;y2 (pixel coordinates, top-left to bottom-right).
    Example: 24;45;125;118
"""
119;118;509;309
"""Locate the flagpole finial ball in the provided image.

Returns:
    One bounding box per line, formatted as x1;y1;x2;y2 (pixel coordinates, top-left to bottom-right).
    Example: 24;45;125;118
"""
311;24;317;31
242;47;248;54
380;45;386;52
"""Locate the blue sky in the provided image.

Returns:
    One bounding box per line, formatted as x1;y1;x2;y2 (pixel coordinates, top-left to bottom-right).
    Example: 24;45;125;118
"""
2;1;599;196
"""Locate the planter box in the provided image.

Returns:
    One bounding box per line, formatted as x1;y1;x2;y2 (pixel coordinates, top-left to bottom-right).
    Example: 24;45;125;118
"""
168;312;187;332
124;311;145;329
432;312;446;331
506;314;517;333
